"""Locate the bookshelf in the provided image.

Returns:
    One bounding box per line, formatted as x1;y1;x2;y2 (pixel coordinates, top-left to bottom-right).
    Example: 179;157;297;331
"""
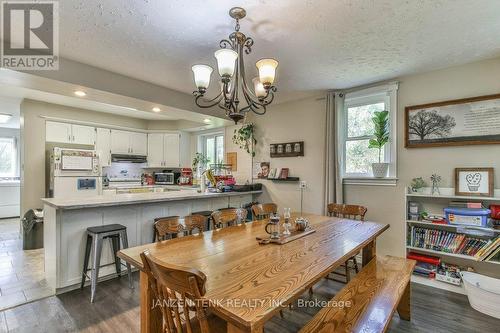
405;187;500;294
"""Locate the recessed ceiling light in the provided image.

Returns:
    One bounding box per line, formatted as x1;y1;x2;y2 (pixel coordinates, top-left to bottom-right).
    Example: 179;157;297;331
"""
203;118;211;123
152;107;161;112
0;113;12;123
74;90;86;97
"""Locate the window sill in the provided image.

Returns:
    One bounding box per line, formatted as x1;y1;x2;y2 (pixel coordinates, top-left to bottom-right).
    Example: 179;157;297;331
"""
343;177;398;186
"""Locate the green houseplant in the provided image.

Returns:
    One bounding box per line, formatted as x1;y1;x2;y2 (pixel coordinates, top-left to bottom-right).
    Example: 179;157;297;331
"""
368;111;390;178
233;123;257;157
192;152;210;174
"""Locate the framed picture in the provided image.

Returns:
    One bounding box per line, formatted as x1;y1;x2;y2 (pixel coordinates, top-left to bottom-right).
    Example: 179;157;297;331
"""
455;168;494;197
405;93;500;148
253;162;270;179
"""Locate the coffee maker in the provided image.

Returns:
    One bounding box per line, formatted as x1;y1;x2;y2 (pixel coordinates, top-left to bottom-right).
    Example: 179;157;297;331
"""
178;168;193;186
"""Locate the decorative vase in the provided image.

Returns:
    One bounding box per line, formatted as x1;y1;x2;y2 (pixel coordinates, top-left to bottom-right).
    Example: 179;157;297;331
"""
372;163;389;178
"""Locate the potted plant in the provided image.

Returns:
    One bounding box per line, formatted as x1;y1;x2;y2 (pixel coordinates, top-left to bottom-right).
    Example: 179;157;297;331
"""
233;123;257;157
368;111;389;178
192;152;210;177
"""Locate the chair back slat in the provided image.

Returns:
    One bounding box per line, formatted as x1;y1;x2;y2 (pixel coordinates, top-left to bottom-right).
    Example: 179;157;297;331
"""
154;216;184;241
251;203;277;220
140;250;209;333
184;214;206;235
211;208;247;229
327;203;367;221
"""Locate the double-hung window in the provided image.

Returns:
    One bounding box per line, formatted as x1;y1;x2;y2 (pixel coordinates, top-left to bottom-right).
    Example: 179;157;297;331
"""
0;137;17;178
340;83;398;183
201;132;224;166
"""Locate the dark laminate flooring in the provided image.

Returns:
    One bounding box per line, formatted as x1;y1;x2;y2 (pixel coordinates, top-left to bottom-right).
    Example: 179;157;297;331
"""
0;272;498;332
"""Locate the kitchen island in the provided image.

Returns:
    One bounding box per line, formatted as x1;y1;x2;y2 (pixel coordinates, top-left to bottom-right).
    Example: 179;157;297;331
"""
41;189;261;293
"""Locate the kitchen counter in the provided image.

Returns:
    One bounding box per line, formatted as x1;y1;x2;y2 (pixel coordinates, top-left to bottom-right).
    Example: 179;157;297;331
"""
42;189;262;293
41;190;261;210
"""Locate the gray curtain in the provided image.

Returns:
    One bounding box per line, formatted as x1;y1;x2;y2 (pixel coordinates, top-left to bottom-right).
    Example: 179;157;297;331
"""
323;91;343;213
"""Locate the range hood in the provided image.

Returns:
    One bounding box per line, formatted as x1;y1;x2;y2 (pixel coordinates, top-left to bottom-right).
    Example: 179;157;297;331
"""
111;154;147;163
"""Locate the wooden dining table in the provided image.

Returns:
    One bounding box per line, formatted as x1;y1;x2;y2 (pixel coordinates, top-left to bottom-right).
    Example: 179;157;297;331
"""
117;213;389;333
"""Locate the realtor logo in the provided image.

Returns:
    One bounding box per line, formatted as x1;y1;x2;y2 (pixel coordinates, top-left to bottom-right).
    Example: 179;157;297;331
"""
1;0;59;70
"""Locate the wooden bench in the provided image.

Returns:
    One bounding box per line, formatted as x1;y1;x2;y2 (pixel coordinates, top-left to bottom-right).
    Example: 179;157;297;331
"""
300;255;416;333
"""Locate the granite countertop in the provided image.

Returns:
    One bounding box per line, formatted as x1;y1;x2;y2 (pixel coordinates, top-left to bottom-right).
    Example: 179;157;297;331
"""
41;190;262;210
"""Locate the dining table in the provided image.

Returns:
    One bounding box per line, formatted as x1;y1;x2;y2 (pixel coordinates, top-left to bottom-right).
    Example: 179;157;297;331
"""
117;212;389;333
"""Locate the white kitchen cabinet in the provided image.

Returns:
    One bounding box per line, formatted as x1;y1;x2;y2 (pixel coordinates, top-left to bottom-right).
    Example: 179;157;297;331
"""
45;121;95;145
130;132;148;155
46;121;72;143
147;133;164;167
111;130;147;155
95;128;111;167
164;133;180;167
147;133;180;167
71;124;96;145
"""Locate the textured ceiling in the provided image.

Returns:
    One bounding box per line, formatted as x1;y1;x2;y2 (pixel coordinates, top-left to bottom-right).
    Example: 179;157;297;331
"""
59;0;500;102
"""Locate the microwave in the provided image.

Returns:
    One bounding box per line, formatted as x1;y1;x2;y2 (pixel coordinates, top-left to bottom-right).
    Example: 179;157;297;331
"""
154;173;174;185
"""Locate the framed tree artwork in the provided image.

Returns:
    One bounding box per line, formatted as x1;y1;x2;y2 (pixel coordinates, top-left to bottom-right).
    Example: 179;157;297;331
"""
405;93;500;148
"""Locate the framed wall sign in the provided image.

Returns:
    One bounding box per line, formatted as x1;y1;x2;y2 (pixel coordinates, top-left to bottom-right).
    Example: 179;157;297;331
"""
226;152;237;171
455;167;494;197
270;141;304;158
405;93;500;148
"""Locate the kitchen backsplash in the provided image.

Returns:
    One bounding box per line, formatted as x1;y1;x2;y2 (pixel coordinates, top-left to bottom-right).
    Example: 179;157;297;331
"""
103;162;145;180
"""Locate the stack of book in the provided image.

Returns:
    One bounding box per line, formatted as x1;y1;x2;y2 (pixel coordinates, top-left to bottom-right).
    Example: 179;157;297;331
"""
407;252;439;278
410;226;492;257
474;237;500;261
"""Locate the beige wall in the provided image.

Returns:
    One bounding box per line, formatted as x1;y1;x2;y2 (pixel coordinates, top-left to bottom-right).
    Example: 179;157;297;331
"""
345;57;500;260
20;99;149;214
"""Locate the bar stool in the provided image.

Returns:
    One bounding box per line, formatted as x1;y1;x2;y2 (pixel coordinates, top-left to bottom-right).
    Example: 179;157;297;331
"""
81;224;133;303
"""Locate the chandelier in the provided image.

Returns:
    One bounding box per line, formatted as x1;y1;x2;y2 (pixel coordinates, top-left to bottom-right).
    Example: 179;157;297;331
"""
191;7;279;124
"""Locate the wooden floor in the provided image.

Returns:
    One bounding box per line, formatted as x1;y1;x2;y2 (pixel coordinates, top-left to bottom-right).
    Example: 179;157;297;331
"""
0;272;498;332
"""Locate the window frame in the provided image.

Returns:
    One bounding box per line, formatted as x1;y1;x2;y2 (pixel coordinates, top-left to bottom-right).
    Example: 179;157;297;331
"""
199;131;225;167
339;82;398;183
0;136;17;178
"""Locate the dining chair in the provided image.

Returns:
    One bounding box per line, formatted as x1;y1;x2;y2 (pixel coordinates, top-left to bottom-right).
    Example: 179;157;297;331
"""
184;214;206;236
153;216;185;242
211;208;248;229
251;203;277;220
327;203;367;283
140;250;226;333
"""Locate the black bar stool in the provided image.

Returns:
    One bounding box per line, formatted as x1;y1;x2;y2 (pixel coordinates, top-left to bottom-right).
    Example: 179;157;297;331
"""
81;224;133;302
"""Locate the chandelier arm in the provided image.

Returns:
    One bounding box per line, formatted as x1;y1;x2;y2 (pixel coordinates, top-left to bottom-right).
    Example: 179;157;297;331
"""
193;92;224;109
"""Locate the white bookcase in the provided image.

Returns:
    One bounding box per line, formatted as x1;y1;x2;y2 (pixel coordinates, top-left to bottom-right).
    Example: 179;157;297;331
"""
404;187;500;294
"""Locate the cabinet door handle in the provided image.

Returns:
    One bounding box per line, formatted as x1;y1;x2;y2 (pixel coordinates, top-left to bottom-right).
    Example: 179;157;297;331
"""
72;135;75;141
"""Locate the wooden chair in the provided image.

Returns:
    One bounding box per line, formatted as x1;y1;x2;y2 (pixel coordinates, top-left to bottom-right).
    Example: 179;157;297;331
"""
251;203;277;220
211;208;247;229
184;215;206;235
154;216;185;242
140;250;226;333
327;204;367;283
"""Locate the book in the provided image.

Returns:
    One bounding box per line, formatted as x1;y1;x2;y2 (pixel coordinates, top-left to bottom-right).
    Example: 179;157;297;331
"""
279;168;289;179
407;252;440;265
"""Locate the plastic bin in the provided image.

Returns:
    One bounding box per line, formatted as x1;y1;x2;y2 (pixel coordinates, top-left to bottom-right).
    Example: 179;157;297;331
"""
22;209;44;250
461;271;500;319
444;208;490;227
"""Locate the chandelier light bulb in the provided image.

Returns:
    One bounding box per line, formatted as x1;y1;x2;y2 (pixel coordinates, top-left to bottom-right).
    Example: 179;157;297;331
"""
214;49;238;78
256;58;278;88
252;77;266;98
192;64;213;93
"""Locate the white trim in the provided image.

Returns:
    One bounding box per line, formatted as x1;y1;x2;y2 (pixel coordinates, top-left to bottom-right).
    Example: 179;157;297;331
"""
343;177;398;186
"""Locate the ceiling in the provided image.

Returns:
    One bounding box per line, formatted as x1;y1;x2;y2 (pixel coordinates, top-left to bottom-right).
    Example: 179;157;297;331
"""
58;0;500;103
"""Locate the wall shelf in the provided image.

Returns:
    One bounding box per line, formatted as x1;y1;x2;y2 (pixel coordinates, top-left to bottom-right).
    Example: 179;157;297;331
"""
268;177;300;182
406;220;500;234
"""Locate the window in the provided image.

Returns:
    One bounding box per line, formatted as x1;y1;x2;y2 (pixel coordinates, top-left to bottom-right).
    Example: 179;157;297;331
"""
0;137;16;177
201;133;224;166
340;83;398;182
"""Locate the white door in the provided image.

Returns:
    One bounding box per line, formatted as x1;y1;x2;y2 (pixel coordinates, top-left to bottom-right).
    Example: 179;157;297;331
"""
46;121;72;143
110;130;131;154
71;125;96;145
95;128;111;167
147;133;164;167
164;133;180;167
130;132;148;155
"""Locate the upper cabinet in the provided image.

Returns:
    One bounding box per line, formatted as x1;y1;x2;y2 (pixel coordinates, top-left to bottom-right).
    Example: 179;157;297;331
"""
110;130;147;155
46;121;95;145
95;128;111;167
147;133;180;167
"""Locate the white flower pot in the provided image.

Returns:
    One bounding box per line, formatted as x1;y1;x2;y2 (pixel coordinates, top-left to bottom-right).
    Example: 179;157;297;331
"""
372;163;389;178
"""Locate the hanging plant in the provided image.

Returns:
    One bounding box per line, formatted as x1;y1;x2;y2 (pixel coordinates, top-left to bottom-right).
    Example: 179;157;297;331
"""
233;123;257;157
